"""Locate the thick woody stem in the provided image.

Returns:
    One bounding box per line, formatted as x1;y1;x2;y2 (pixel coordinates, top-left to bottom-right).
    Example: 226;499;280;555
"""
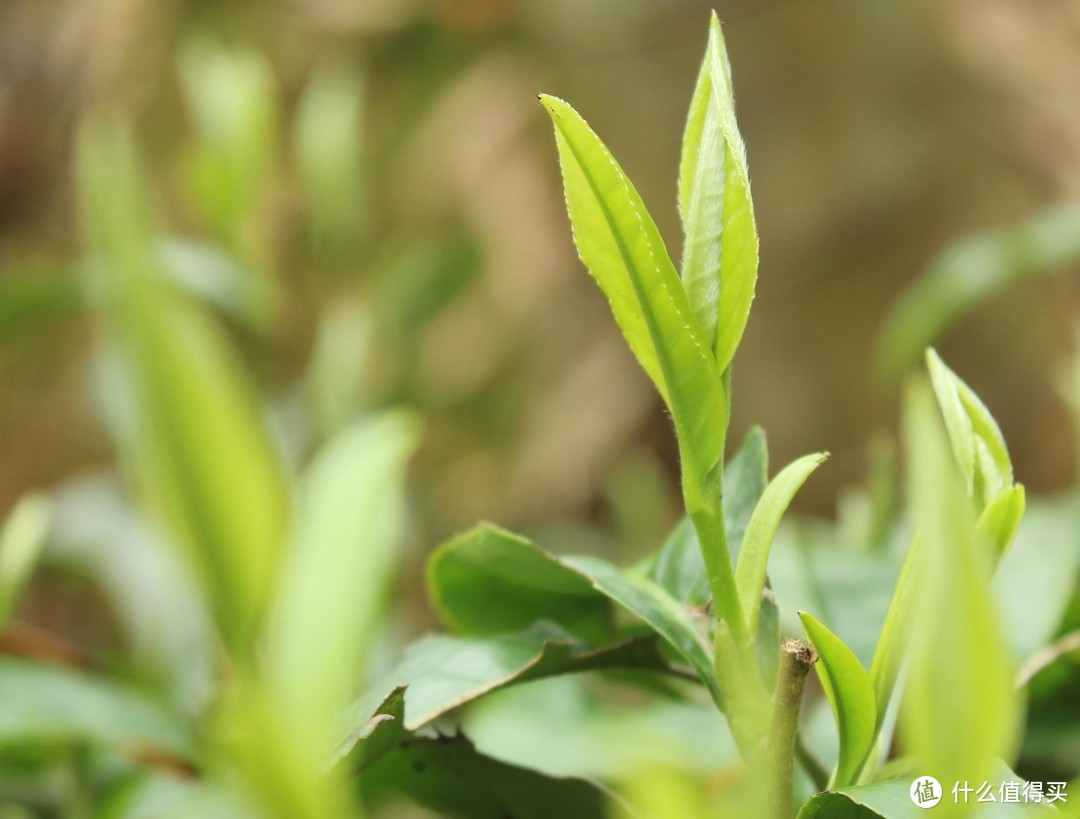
764;639;817;819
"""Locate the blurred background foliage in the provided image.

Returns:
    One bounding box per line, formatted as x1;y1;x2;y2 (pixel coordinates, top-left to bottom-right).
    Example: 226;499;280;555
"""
3;0;1080;815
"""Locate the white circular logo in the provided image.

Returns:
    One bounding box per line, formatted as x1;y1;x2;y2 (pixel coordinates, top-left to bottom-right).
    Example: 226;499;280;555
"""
910;776;943;808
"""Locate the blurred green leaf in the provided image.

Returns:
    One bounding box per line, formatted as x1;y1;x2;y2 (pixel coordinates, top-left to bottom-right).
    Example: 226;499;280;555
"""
159;238;280;331
679;12;758;372
0;266;79;342
902;380;1018;798
799;611;877;788
294;64;367;250
0;660;192;759
538;94;726;495
648;426;768;606
178;38;278;251
926;349;1012;508
464;675;737;780
77;120;288;656
107;776;259;819
427;524;615;643
993;497;1080;661
339;624;674;769
266;412;419;762
48;474;213;711
876;202;1080;377
0;494;50;628
305;297;375;437
357;732;607;818
735;451;828;635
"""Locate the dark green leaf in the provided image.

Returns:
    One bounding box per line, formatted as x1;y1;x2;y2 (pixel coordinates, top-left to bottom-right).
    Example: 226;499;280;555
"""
427;524;615;643
358;733;608;819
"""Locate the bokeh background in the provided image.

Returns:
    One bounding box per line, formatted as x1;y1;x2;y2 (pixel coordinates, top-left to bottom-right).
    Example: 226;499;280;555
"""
3;0;1080;809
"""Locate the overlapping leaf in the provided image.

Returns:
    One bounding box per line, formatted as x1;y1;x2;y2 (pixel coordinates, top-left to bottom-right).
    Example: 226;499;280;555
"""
539;94;726;491
901;381;1018;797
926;349;1013;509
427;525;717;701
679;11;759;372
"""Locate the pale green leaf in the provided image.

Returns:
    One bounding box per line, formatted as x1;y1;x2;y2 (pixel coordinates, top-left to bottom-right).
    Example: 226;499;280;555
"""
267;412;419;757
77;121;288;653
679;12;758;371
539;94;727;489
735;452;828;634
926;349;1012;508
799;611;877;788
901;381;1019;795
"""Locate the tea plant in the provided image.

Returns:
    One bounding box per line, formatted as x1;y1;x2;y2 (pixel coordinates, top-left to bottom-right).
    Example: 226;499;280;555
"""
342;13;1058;818
0;11;1075;819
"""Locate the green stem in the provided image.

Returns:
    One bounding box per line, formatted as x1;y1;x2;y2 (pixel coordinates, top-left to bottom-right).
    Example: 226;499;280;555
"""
764;639;817;819
690;502;745;645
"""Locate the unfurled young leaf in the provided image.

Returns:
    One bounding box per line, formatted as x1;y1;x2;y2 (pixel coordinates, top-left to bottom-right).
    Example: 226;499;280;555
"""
78;121;288;655
901;380;1018;798
735;452;828;635
799;612;877;788
538;94;726;493
679;12;758;372
926;348;1013;509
